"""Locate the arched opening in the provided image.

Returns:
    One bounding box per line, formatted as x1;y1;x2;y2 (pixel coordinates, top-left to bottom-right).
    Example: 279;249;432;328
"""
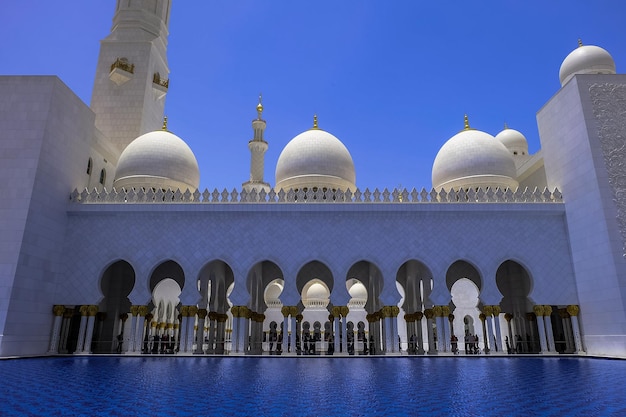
446;260;484;353
296;261;334;354
197;260;235;354
348;260;384;354
246;260;284;354
396;260;433;354
496;260;538;353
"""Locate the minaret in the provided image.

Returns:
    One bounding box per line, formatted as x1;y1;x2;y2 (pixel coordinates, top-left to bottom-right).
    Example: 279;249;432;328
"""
242;95;271;194
90;0;172;154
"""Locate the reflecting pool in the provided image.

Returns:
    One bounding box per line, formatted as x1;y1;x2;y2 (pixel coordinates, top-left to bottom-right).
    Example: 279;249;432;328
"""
0;357;624;416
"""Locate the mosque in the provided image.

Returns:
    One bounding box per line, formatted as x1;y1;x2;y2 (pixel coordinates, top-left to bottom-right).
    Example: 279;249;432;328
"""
1;1;626;359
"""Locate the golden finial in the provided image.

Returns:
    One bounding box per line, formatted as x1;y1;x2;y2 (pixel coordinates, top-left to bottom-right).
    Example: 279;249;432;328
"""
578;39;583;47
312;114;319;130
162;116;168;131
256;94;263;119
464;114;470;131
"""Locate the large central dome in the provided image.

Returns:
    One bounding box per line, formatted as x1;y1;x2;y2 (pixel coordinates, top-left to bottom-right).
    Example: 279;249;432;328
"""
275;125;356;192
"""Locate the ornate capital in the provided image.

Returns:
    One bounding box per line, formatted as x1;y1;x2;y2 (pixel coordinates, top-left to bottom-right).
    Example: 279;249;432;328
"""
197;309;208;320
217;313;228;323
479;313;486;322
187;306;198;317
391;306;400;317
130;305;140;316
79;305;89;316
381;306;392;318
482;305;493;316
180;306;189;317
424;309;434;320
281;306;290;318
289;306;299;317
492;305;501;316
441;306;450;316
87;305;98;316
543;305;553;316
566;305;580;317
341;306;350;317
331;306;341;317
432;306;442;317
208;311;218;321
558;308;570;319
533;305;544;317
52;305;65;316
138;306;149;317
504;313;513;322
119;313;129;322
415;311;423;321
404;313;414;322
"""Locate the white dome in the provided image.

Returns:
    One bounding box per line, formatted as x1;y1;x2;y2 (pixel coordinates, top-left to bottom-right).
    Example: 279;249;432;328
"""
559;43;616;86
432;127;519;191
275;127;356;192
114;130;200;191
264;281;283;304
496;127;528;156
348;281;367;300
307;282;329;299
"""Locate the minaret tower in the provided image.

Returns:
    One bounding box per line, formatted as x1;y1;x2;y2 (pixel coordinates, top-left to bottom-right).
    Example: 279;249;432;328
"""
242;95;271;194
90;0;172;154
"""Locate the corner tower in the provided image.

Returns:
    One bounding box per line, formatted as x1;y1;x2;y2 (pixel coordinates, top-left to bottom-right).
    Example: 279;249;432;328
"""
90;0;172;153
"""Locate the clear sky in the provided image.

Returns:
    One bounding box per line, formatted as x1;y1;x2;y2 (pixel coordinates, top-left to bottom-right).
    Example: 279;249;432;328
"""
3;1;626;191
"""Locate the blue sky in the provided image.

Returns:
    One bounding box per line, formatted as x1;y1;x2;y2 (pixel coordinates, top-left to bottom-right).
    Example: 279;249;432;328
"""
3;1;626;191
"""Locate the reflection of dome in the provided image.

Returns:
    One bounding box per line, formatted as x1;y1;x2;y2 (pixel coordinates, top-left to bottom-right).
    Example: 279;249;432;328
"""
307;282;329;299
559;42;616;86
275;125;356;192
432;120;518;191
348;281;367;300
114;129;200;191
496;127;528;156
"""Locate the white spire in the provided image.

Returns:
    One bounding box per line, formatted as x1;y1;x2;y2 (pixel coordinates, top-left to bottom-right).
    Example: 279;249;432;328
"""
243;95;271;194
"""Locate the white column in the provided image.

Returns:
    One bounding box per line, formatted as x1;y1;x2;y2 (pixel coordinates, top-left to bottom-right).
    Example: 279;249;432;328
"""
239;315;249;354
391;311;399;353
281;315;289;354
207;313;216;353
534;306;548;353
81;306;98;354
74;306;89;354
195;309;207;354
48;306;65;353
333;315;340;354
435;314;445;353
126;308;137;353
567;305;584;353
186;307;198;354
59;311;72;354
134;311;147;353
493;311;503;353
416;314;425;354
426;311;436;354
178;310;188;354
289;315;297;354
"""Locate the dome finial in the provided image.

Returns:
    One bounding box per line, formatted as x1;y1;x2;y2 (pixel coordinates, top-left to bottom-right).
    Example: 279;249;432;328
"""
256;94;263;119
162;116;168;131
312;114;319;130
578;38;583;48
464;114;470;131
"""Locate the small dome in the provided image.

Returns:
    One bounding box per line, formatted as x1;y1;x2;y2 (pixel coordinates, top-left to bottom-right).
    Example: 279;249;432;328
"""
114;130;200;191
307;282;329;299
496;127;528;156
432;125;518;191
275;126;356;192
559;42;616;86
348;281;367;300
264;281;283;304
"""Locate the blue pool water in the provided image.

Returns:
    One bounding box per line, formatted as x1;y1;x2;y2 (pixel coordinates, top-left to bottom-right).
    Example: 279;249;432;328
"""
0;356;624;416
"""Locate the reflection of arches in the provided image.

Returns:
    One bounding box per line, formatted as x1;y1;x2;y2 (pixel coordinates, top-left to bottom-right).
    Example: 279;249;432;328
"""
95;260;135;353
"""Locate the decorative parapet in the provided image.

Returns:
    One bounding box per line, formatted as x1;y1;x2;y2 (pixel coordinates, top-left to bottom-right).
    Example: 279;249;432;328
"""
110;58;134;86
69;186;563;204
111;58;135;74
152;73;169;89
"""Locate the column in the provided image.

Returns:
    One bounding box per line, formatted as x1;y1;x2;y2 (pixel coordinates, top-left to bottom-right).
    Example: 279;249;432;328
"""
533;305;548;353
492;306;503;353
126;306;138;353
195;309;208;354
230;306;241;354
433;306;444;353
178;307;189;354
332;307;340;355
415;312;425;354
567;305;584;353
479;313;488;353
207;312;217;354
216;313;227;354
391;306;399;353
441;306;450;352
289;307;298;355
186;306;198;354
424;309;436;354
59;308;74;354
81;305;98;353
240;307;251;354
134;306;148;353
543;305;555;352
404;313;415;354
280;306;289;354
504;313;514;353
341;306;350;355
48;305;65;353
74;306;89;353
559;309;574;353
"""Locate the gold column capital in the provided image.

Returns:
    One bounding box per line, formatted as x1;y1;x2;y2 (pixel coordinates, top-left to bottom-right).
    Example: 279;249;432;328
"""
432;305;442;317
441;305;450;316
533;305;544;317
543;305;553;316
180;306;189;317
79;305;90;316
187;306;198;317
197;309;208;320
479;313;486;322
52;305;65;316
482;305;493;316
289;306;299;317
138;306;149;317
130;305;140;316
280;306;290;318
341;306;350;317
566;305;580;317
504;313;513;322
415;311;424;321
492;305;501;316
424;309;434;320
